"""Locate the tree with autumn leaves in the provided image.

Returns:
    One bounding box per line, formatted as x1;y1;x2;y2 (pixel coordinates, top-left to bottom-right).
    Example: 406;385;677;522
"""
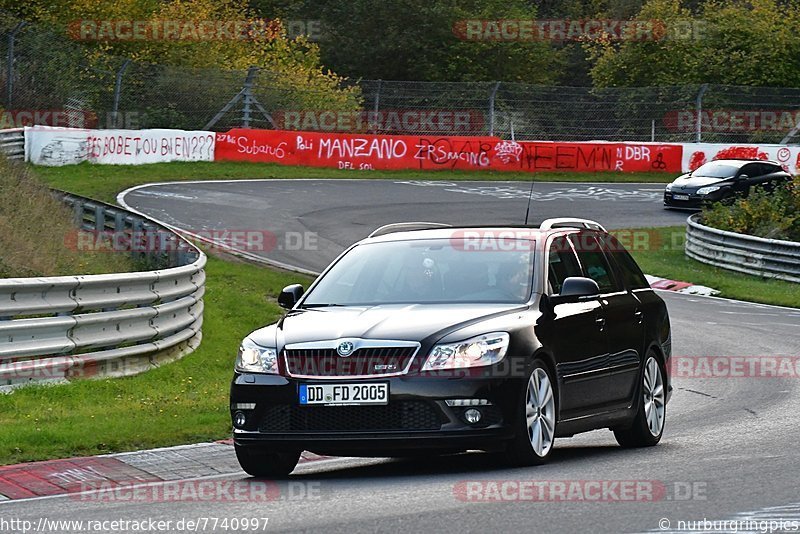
585;0;800;87
1;0;359;118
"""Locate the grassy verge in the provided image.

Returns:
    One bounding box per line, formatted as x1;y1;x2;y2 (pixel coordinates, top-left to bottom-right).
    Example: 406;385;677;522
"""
33;161;672;204
628;226;800;308
0;158;132;277
0;255;311;465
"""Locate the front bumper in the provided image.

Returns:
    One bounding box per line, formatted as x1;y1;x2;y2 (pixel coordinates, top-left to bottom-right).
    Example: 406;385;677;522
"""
663;191;704;209
230;373;518;455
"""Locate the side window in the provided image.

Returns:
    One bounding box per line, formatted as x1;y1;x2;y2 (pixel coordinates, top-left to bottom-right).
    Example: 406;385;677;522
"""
598;234;649;290
762;163;782;176
740;163;759;177
569;233;620;294
547;236;582;294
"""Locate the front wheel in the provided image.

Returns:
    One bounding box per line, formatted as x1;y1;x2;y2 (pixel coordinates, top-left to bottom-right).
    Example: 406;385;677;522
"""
505;361;557;466
235;444;301;478
614;353;666;447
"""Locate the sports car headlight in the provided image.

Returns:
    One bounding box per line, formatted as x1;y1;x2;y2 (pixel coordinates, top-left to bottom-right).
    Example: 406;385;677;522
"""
235;337;279;374
422;332;510;371
664;184;673;192
697;186;721;195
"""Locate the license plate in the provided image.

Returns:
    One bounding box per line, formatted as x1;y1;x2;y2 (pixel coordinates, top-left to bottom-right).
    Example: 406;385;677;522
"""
673;194;690;201
299;383;389;406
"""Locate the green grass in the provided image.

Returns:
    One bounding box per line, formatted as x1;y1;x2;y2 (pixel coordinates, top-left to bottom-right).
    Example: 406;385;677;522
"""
628;226;800;308
0;255;312;465
0;158;133;278
33;161;673;203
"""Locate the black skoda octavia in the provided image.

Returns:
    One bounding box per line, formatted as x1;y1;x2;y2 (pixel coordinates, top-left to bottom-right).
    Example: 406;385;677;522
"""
230;218;672;476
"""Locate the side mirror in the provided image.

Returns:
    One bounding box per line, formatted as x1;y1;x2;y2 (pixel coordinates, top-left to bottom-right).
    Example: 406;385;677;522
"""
737;174;749;181
278;284;304;309
552;277;600;304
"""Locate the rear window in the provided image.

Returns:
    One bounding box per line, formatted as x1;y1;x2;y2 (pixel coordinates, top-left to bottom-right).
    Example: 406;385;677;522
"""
599;234;650;290
568;233;620;294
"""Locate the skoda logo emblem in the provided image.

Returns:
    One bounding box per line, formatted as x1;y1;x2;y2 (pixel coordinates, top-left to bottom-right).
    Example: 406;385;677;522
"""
337;341;355;357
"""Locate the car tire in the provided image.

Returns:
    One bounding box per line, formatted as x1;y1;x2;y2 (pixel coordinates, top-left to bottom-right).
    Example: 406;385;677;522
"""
235;444;301;478
614;352;666;448
505;360;557;466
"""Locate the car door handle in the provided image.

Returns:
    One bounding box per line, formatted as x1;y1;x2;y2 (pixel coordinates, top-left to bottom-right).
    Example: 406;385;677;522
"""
634;310;643;323
595;317;606;330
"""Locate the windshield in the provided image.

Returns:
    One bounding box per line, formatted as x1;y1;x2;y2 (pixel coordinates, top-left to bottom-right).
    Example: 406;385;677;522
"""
302;238;535;306
691;162;739;178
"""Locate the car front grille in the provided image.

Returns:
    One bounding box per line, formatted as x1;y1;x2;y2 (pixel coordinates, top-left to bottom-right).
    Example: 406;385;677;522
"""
259;401;445;433
284;346;417;377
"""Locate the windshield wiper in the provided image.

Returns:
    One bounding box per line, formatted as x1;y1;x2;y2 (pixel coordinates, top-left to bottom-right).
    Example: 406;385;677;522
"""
300;303;343;308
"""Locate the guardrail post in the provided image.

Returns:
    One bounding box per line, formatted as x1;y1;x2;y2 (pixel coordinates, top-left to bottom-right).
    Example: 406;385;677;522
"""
114;212;125;232
94;205;105;232
72;202;84;227
132;218;144;263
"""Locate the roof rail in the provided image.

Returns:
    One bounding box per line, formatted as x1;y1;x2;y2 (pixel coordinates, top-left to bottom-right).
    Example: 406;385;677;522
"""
368;222;453;238
539;218;606;232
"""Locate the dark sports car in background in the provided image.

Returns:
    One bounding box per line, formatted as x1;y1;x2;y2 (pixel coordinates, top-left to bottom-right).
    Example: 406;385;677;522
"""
230;218;672;477
664;159;792;209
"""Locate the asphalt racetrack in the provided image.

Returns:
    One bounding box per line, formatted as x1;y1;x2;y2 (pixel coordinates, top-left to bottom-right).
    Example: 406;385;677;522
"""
8;179;796;533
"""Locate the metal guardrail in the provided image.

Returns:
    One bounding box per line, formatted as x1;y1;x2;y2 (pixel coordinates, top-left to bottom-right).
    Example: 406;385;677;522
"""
686;214;800;283
0;128;24;161
0;191;206;389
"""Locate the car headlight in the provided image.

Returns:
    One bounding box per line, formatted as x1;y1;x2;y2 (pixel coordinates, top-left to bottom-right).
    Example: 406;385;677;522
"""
697;186;721;195
235;337;279;374
422;332;510;371
664;183;673;192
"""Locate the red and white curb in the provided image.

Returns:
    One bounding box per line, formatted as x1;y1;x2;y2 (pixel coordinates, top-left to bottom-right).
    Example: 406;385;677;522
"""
646;274;720;296
0;441;333;502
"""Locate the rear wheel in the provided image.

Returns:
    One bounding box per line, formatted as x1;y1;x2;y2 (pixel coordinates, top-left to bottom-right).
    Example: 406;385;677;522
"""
614;353;666;447
505;361;557;466
235;444;300;478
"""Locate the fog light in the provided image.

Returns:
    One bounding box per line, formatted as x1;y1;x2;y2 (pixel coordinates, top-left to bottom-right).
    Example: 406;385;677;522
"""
464;408;482;424
233;411;247;428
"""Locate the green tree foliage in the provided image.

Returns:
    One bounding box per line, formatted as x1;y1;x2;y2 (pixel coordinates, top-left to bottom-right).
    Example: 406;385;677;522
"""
0;0;358;112
252;0;565;82
587;0;800;87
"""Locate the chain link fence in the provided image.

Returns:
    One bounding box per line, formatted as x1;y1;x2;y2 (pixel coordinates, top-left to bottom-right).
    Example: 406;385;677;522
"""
2;13;799;144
